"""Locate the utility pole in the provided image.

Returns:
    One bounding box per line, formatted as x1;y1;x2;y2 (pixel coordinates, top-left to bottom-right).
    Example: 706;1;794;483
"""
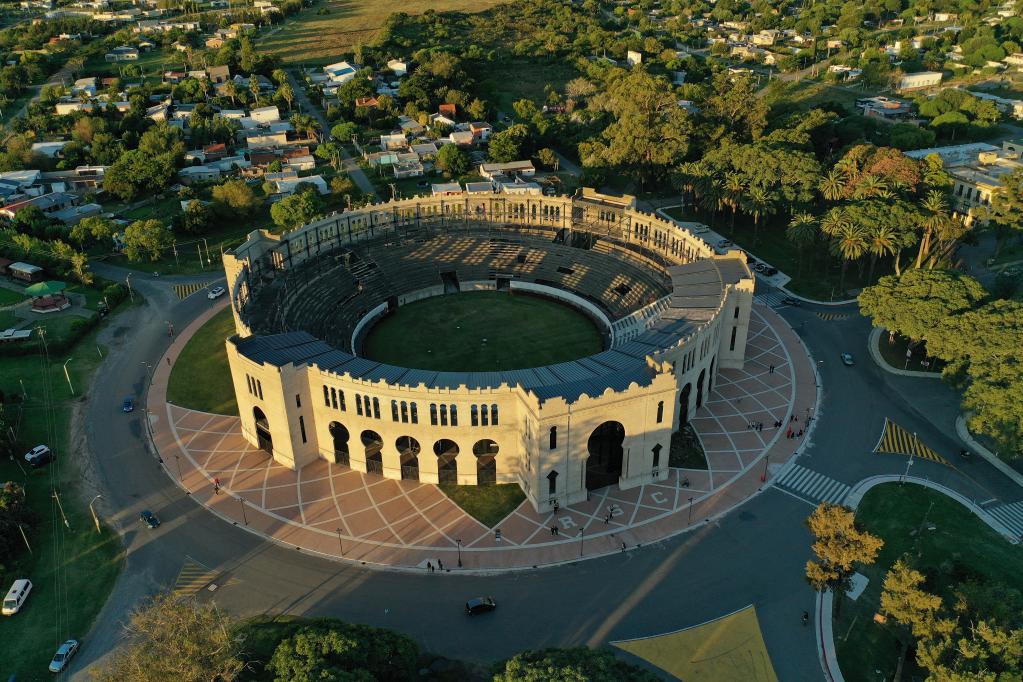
62;358;74;395
126;272;134;302
197;243;205;270
335;527;343;557
18;524;31;554
89;494;102;533
52;490;71;530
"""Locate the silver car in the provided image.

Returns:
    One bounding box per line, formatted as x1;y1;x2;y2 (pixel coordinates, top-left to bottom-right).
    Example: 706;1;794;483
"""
49;639;79;673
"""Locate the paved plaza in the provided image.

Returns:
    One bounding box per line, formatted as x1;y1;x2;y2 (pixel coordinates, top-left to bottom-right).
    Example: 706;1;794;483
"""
149;303;817;571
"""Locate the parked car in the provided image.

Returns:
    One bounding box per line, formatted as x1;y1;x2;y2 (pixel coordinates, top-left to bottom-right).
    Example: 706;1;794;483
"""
3;579;32;616
716;239;733;249
841;352;855;366
140;510;160;529
207;286;226;300
690;224;709;234
465;596;497;615
781;297;801;306
122;396;134;413
48;639;79;673
763;266;778;276
24;445;53;468
754;263;767;273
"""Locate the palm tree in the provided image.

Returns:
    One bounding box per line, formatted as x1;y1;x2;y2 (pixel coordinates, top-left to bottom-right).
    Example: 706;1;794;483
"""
865;223;898;282
743;186;775;244
676;162;703;212
697;176;723;227
830;222;868;293
290;113;320;141
723;173;744;229
787;212;818;277
222;80;237;105
852;174;887;199
916;190;949;269
818;169;846;203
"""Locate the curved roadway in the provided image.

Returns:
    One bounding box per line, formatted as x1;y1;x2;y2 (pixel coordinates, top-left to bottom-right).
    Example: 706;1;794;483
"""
69;267;1022;680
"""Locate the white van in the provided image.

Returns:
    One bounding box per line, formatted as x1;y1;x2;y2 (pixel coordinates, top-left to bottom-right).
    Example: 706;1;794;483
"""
3;579;32;615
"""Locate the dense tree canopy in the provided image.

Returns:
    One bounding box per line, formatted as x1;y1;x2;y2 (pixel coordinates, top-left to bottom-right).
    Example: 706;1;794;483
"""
268;624;418;682
494;647;660;682
858;269;987;342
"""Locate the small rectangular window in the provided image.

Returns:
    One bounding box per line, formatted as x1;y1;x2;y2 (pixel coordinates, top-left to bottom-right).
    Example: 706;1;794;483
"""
256;380;263;400
295;394;301;408
450;405;458;427
391;400;399;422
331;387;338;409
440;404;448;427
481;405;488;427
730;327;737;351
491;404;498;426
734;306;739;319
339;390;346;411
410;402;418;424
356;395;363;416
323;385;330;406
299;416;307;443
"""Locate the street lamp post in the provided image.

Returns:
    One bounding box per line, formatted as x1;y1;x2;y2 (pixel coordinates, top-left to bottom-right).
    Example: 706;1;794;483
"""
174;453;182;481
760;454;770;482
335;527;343;558
238;496;247;525
901;453;914;485
126;273;134;302
579;528;584;557
456;538;462;567
62;358;75;395
89;495;102;533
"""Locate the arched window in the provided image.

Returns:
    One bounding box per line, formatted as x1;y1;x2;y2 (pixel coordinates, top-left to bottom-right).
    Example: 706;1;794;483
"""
471;405;479;426
547;470;558;496
652;443;662;468
391;400;399;422
549;426;557;449
450;404;458;426
480;404;488;426
656;401;664;423
491;404;499;425
410;402;418;424
440;404;448;426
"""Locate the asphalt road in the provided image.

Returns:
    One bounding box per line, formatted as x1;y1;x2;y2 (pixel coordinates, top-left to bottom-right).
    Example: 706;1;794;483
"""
65;267;1022;680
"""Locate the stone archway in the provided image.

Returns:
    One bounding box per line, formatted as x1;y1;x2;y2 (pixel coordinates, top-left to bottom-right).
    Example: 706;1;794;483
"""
396;435;420;481
253;406;272;453
586;421;625;491
473;439;498;486
679;383;692;427
434;439;459;484
329;421;350;466
696;368;706;408
362;429;383;474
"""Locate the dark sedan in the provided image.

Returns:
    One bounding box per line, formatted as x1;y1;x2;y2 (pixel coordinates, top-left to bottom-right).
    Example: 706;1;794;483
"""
465;597;497;615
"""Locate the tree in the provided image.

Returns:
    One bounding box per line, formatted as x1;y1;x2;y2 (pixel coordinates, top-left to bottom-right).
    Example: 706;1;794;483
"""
578;69;693;186
980;168;1023;255
494;647;660;682
211;179;260;216
805;503;883;610
787;212;818;276
535;148;559;170
487;123;533;163
268;624;418;682
69;216;115;246
276;82;294;111
916;190;951;269
436;143;469;177
881;560;947;678
180;200;213;234
703;71;768;142
858;269;987;343
123;219;173;262
270;189;320;230
0;481;33;565
93;595;245;682
314;142;343;171
330;121;358;142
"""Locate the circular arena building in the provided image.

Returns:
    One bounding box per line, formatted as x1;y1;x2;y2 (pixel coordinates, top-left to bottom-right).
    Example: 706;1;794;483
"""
222;188;754;513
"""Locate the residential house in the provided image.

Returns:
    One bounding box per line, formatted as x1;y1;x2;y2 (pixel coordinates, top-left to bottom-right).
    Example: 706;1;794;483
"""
105;45;138;61
380;133;407;152
163;70;187;83
398;117;425;135
898;71;942;91
479;160;535;180
177;165;222;184
355;96;379;109
0;192;77;219
207;64;230;84
30;141;69;158
205;36;224;49
147;103;169;121
496;177;542;195
272;174;329;195
203;143;228;161
449;130;474;146
626;50;642;66
856;96;913;121
465;181;494;194
52;202;101;225
323;61;358;84
386;59;407;77
468;122;493;140
246;131;289;149
429;113;456;129
751;29;780;46
72;76;98;97
905;142;1021;221
438;103;457;119
411;142;438;159
431;182;462;196
392;156;424;179
249;105;280;124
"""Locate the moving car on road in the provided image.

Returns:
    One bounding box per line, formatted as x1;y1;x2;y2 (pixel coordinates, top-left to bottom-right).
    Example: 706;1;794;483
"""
140;510;161;528
24;445;53;468
122;396;134;413
3;579;32;615
48;639;79;673
207;286;226;300
841;352;855;366
465;597;497;615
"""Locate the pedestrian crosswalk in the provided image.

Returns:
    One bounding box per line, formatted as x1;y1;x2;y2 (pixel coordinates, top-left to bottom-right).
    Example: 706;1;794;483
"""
774;464;851;505
173;558;218;597
816;312;850;321
987;501;1023;538
173;282;212;299
754;290;787;309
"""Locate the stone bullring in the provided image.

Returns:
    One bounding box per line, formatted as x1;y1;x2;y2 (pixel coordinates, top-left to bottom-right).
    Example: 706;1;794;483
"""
222;189;754;512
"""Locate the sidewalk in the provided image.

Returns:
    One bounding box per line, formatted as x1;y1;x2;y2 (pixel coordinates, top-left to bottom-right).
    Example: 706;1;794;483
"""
147;304;819;573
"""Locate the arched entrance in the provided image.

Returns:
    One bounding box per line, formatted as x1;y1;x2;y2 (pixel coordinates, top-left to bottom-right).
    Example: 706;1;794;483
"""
696;368;705;408
473;439;498;486
709;357;715;394
362;429;383;474
253;407;272;453
679;383;692;427
329;422;349;466
586;421;625;490
396;435;420;481
434;439;459;484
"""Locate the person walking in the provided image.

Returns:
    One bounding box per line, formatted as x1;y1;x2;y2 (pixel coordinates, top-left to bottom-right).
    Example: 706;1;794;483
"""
427;562;433;573
437;559;443;571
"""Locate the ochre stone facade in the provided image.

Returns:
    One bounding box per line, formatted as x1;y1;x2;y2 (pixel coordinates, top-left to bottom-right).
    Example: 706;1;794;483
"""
223;190;754;512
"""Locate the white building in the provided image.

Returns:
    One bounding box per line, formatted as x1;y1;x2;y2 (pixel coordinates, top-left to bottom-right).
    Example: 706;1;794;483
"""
898;71;942;91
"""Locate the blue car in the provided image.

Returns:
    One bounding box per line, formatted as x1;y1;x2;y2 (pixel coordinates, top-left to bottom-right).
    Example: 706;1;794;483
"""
122;396;134;413
140;510;160;528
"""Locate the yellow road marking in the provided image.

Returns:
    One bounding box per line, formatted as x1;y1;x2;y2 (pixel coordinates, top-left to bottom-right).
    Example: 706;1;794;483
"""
173;558;218;597
173;282;212;299
874;418;947;465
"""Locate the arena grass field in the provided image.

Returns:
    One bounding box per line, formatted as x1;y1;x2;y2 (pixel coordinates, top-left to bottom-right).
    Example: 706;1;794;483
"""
362;291;604;372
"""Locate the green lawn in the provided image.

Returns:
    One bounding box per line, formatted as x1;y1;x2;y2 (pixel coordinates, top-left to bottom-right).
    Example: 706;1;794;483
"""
362;291;604;372
835;483;1023;682
0;287;25;306
439;483;525;528
166;306;239;415
480;59;579;114
0;325;125;679
0;309;18;329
